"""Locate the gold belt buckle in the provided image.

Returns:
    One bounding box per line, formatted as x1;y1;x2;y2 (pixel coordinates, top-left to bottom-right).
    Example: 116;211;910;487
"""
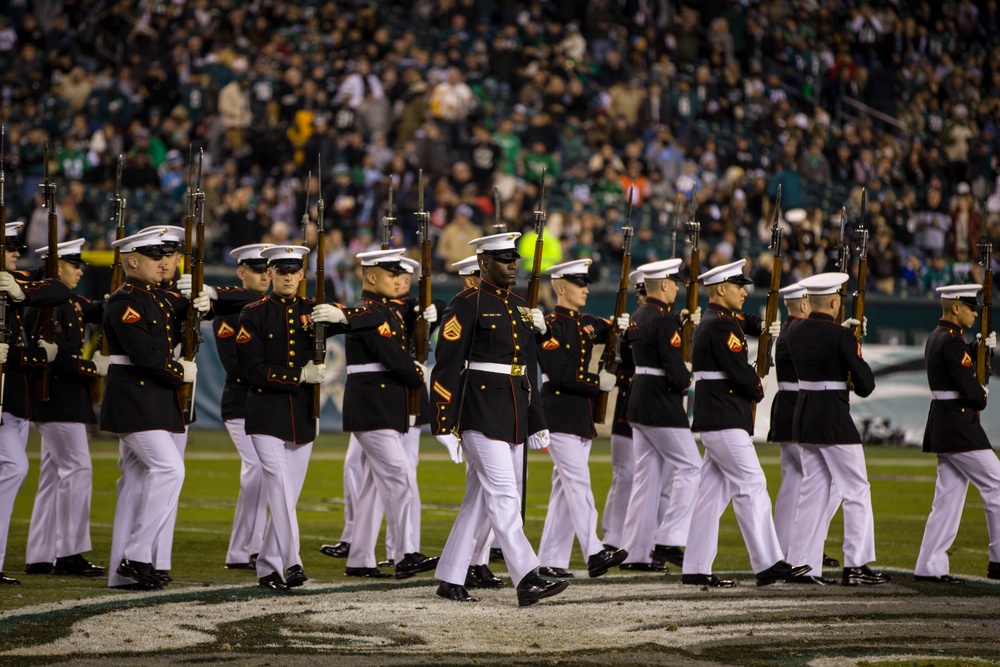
511;364;524;376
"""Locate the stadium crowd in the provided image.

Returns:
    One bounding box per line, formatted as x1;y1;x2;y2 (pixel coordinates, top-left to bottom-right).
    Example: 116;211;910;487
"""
0;0;999;302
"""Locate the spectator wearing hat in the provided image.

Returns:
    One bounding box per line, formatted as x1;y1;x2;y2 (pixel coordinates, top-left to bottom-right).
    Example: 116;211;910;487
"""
24;239;107;579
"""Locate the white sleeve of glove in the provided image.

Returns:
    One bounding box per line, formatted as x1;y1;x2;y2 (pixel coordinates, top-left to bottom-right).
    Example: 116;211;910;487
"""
436;433;463;464
192;291;211;315
301;360;327;384
92;352;111;377
616;312;630;330
598;370;617;392
176;273;192;298
205;285;218;300
528;429;550;450
416;361;429;379
684;360;693;373
760;376;768;393
768;319;781;338
842;317;859;332
0;272;26;302
312;303;347;324
690;306;702;327
39;339;58;362
179;359;197;383
0;342;8;365
422;303;438;324
530;308;547;334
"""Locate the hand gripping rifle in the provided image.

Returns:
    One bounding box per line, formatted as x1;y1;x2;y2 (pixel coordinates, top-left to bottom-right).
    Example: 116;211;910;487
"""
311;157;326;425
410;169;431;417
179;149;205;422
526;166;547;309
0;125;8;412
593;185;634;424
977;230;993;386
680;192;701;362
381;178;395;250
752;184;783;426
35;141;59;401
91;155;127;404
851;188;869;344
835;206;850;324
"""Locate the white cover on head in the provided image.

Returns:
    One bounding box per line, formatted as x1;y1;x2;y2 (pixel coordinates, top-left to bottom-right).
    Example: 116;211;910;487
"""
35;238;85;258
798;272;850;295
637;258;683;280
779;282;808;300
699;259;750;285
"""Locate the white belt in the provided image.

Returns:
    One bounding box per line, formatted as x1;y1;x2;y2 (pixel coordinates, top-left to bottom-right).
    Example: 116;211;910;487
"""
799;380;848;391
931;391;960;400
634;366;666;377
109;355;134;366
346;363;388;374
467;361;525;377
778;382;799;392
693;371;727;381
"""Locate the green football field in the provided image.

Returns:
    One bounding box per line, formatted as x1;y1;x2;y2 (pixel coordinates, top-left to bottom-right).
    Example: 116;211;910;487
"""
2;429;993;613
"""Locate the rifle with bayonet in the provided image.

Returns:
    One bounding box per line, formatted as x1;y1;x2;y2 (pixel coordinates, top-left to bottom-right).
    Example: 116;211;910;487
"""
91;155;127;404
680;193;700;362
977;230;993;386
593;185;634;424
312;157;326;424
492;187;505;233
526;167;546;309
410;169;431;417
297;172;313;298
752;184;783;426
34;141;59;401
669;192;684;260
851;188;869;343
835;206;850;324
381;179;395;250
0;124;8;412
179;149;205;422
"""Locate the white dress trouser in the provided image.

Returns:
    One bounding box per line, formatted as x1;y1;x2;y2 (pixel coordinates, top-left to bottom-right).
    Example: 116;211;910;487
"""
471;443;524;566
224;419;266;565
787;443;876;573
436;431;539;586
26;422;93;564
384;425;422;558
601;434;634;549
773;441;842;557
621;425;701;565
682;429;783;575
537;434;603;568
0;413;30;572
107;430;185;587
252;435;312;579
346;429;416;569
338;434;362;543
151;428;188;571
915;449;1000;576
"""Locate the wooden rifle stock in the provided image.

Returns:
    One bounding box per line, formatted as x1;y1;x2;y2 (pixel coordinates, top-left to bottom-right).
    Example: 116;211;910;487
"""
35;141;58;401
680;194;700;362
751;185;782;426
0;124;8;405
978;237;994;386
410;169;431;416
852;189;869;342
311;158;326;421
179;150;205;421
526;167;546;309
91;156;127;404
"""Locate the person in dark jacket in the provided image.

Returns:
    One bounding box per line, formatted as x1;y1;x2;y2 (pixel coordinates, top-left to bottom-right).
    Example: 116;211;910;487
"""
914;284;998;583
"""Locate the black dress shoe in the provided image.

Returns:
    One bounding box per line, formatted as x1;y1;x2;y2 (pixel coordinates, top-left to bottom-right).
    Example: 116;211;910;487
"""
913;574;964;584
619;562;667;572
436;581;476;602
465;564;504;589
249;553;258;568
988;561;1000;580
154;570;173;584
651;544;685;568
319;541;350;558
823;552;840;568
258;572;289;591
24;562;53;575
116;559;162;585
489;547;505;562
285;564;308;588
588;547;628;578
537;566;574;579
110;581;163;591
517;570;569;607
603;544;619;551
756;561;811;586
225;561;255;570
377;559;395;568
842;565;891;586
395;552;439;579
345;566;393;578
786;575;839;585
681;573;737;588
0;572;21;585
54;554;106;577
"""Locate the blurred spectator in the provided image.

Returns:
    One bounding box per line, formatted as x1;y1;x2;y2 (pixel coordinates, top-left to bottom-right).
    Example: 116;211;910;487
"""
437;203;483;271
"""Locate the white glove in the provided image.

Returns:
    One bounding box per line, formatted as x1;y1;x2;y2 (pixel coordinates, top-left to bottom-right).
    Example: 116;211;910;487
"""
616;312;630;330
528;429;550;450
530;307;547;334
177;273;192;297
842;316;868;337
680;307;702;327
977;331;997;351
983;385;989;400
436;433;463;464
421;303;438;324
301;360;327;384
684;361;692;373
179;359;197;383
0;342;8;365
598;370;617;391
0;271;25;301
192;291;211;315
312;303;347;324
760;376;768;393
92;352;111;377
39;339;57;362
768;320;781;338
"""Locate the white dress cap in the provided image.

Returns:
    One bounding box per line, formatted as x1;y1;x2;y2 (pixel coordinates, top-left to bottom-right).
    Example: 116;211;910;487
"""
112;228;173;254
230;243;271;264
399;256;420;275
798;272;850;295
469;232;522;259
778;281;808;300
261;245;310;268
698;259;752;285
452;255;480;276
936;283;982;308
138;225;185;248
629;268;645;285
637;258;684;280
357;248;407;271
547;258;592;279
34;237;86;260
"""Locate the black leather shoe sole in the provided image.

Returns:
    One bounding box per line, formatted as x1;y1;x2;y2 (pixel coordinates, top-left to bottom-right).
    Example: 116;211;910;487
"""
345;567;393;578
786;575;839;585
436;582;476;602
225;562;255;570
823;553;841;568
913;574;964;584
619;562;667;572
395;556;439;580
681;573;737;588
756;563;811;586
588;548;628;578
285;566;308;588
24;563;54;575
258;574;289;592
517;578;568;607
0;573;22;585
319;542;350;558
110;581;162;591
53;561;106;578
116;560;161;585
537;566;574;579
